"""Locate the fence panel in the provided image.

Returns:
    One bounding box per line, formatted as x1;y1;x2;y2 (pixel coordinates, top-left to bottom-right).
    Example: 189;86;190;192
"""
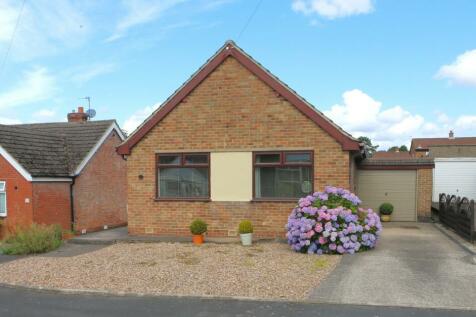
438;193;475;243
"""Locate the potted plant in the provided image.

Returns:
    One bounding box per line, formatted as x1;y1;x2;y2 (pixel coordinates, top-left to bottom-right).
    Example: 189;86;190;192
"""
379;202;394;222
190;219;207;245
238;220;253;246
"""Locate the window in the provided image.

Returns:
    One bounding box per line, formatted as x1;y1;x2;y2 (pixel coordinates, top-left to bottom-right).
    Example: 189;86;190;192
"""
157;153;209;199
0;181;6;216
254;151;313;200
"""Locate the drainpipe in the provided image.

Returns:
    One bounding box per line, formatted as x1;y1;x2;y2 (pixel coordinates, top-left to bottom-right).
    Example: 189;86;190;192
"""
70;176;76;232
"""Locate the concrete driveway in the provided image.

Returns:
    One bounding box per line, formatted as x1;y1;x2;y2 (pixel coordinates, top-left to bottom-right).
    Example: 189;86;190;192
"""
309;223;476;310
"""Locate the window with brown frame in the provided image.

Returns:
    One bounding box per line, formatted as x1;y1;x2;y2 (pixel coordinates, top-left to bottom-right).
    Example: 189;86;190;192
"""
157;153;210;199
253;151;313;200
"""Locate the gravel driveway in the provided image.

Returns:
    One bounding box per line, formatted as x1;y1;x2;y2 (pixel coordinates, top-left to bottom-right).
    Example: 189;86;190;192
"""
0;242;339;300
309;223;476;310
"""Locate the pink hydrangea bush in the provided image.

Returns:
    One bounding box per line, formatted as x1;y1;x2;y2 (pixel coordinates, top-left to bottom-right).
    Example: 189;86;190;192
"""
286;186;382;255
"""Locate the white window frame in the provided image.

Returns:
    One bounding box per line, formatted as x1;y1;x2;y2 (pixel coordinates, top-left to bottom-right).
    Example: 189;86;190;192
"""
0;181;6;217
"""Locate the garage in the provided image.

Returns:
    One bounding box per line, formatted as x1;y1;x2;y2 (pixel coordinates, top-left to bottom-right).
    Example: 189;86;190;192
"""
356;156;435;221
356;170;417;221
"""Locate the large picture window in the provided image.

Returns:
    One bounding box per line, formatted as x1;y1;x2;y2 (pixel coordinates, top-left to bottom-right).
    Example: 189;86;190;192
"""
0;181;6;216
157;153;210;200
253;151;313;200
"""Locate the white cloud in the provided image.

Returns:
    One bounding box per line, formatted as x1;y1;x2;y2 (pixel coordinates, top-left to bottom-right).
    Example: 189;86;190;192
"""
33;109;56;119
436;49;476;87
0;1;18;42
292;0;374;19
0;67;56;109
107;0;187;42
71;63;117;85
0;0;89;61
324;89;439;149
0;117;21;125
455;116;476;130
123;102;161;134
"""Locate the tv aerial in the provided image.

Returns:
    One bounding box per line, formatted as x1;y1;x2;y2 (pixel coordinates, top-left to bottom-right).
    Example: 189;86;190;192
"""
79;96;96;120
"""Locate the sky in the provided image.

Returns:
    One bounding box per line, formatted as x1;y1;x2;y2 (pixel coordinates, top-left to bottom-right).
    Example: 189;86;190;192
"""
0;0;475;149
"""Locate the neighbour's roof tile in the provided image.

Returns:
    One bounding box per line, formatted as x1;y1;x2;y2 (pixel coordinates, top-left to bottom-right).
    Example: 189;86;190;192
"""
0;120;115;177
411;137;476;151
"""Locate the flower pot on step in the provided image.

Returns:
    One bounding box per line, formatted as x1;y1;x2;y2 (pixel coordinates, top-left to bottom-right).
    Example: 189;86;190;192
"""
240;233;253;246
381;214;391;222
192;234;204;245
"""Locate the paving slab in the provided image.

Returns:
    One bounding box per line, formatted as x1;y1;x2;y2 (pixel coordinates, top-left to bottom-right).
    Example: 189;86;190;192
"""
309;223;476;310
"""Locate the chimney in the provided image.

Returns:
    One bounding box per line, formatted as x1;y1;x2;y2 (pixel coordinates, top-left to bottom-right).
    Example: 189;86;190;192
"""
67;106;89;122
449;130;455;139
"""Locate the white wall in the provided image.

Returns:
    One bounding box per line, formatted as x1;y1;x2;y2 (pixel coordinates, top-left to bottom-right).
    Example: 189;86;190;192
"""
433;158;476;202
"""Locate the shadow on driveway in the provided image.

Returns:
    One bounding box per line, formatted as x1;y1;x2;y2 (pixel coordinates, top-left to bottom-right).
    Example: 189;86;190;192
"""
309;223;476;310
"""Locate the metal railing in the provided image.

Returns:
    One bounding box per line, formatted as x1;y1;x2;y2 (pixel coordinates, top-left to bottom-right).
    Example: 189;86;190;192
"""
438;193;475;243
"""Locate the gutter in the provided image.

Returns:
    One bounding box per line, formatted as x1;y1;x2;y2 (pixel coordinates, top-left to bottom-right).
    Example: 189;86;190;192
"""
69;176;76;232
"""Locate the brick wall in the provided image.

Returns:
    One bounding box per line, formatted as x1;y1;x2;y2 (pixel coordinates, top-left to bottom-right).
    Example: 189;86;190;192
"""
0;155;33;238
417;168;433;220
32;182;71;230
429;145;476;158
127;56;352;238
74;131;127;232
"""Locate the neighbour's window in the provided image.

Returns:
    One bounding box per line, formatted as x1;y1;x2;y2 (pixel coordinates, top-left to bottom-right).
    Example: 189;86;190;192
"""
254;151;313;199
157;153;209;199
0;181;6;216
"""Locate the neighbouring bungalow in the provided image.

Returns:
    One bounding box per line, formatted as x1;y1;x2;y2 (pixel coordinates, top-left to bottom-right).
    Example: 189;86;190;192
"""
117;41;365;238
0;107;127;236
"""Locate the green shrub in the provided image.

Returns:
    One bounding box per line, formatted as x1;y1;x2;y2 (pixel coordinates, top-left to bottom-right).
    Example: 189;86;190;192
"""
379;203;394;215
1;224;63;255
238;220;253;234
189;219;207;235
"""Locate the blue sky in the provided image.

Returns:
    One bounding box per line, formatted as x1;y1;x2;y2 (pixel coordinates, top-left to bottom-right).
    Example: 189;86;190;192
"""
0;0;475;149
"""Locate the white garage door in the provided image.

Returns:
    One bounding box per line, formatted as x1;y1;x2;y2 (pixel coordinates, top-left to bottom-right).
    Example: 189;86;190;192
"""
433;158;476;202
356;170;417;222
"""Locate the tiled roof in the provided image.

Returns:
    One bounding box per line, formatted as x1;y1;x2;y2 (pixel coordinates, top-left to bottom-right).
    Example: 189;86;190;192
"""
411;137;476;151
372;151;412;160
0;120;115;177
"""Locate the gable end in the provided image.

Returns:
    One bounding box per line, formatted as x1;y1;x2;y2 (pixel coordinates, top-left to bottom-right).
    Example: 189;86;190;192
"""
117;41;360;155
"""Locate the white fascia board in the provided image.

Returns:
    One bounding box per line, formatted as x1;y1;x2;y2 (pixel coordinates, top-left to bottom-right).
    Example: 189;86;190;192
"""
434;157;476;162
73;122;125;176
32;177;73;182
0;145;33;181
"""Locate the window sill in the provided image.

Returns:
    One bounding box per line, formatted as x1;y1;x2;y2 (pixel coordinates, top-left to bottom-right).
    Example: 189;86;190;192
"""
251;198;298;203
154;197;211;202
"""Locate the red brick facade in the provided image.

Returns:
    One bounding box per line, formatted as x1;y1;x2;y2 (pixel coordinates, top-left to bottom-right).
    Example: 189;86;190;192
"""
74;131;127;232
0;127;127;236
417;168;433;220
32;182;71;230
0;155;33;238
126;56;355;238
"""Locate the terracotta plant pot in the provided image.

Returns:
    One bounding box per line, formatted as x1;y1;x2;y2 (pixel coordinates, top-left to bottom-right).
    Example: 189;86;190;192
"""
381;214;391;222
62;232;75;240
192;234;204;245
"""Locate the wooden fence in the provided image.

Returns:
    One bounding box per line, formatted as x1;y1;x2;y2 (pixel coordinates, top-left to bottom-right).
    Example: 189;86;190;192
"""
438;194;475;243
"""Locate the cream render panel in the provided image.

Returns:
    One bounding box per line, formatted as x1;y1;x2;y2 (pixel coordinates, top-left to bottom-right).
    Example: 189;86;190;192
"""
211;152;252;201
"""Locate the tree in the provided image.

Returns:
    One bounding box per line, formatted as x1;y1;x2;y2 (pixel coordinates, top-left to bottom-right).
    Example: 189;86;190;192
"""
387;145;409;152
357;136;379;156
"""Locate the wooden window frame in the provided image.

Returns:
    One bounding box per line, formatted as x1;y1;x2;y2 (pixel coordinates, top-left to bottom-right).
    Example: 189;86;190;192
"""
252;151;314;202
155;153;210;201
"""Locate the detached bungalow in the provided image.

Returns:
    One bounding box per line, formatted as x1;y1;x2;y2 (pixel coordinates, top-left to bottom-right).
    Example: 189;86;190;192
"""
118;41;363;238
0;108;127;236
